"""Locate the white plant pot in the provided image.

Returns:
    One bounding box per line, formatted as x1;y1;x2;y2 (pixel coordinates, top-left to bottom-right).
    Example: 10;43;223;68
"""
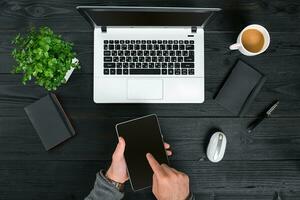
64;58;79;82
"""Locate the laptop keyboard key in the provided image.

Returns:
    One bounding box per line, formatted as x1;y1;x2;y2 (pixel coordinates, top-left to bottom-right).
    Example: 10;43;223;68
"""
123;63;129;68
188;69;195;75
116;56;123;62
181;63;194;68
117;69;122;74
113;57;119;62
142;63;148;68
168;69;174;75
155;63;161;68
104;69;109;74
126;57;132;62
130;63;135;68
109;45;114;50
104;51;110;56
104;57;112;62
136;63;141;68
144;51;150;56
110;69;116;74
104;63;115;68
131;51;136;56
146;57;151;62
112;51;117;56
138;51;144;56
116;63;122;68
186;45;194;50
130;69;160;75
184;56;194;62
149;63;154;68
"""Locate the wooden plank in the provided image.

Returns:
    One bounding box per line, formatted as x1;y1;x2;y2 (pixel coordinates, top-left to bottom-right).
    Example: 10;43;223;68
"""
1;160;300;199
1;117;300;161
2;31;300;74
213;191;300;200
0;0;300;32
0;73;299;118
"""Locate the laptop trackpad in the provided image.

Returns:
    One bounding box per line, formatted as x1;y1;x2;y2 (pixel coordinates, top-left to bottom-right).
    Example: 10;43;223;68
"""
127;79;163;100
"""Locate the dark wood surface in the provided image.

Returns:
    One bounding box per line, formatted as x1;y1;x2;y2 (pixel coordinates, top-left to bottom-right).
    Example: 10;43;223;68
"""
1;0;300;199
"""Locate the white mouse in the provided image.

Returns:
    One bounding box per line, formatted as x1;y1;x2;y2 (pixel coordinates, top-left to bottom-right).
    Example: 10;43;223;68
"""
207;132;227;163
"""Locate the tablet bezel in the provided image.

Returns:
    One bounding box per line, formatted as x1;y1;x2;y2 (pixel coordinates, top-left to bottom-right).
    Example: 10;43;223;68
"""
115;114;169;191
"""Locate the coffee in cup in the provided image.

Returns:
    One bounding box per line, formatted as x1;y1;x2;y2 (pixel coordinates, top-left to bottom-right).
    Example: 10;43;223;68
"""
229;24;270;56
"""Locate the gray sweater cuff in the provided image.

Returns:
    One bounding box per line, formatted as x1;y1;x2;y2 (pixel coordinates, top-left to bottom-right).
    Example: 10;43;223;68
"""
189;193;195;200
85;170;124;200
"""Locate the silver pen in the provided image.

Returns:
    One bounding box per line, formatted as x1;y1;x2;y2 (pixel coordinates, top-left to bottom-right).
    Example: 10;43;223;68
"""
247;100;279;133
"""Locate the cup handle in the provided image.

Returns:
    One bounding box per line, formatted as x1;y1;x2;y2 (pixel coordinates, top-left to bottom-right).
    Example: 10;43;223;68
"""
229;43;241;50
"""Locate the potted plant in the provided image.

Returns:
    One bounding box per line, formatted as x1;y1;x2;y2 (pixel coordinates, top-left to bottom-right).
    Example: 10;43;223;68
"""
11;26;80;91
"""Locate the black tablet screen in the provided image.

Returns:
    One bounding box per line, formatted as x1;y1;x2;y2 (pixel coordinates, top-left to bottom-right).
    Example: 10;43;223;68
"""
116;115;168;191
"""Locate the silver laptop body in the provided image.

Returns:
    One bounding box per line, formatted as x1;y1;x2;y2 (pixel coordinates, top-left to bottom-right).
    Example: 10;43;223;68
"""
77;6;220;103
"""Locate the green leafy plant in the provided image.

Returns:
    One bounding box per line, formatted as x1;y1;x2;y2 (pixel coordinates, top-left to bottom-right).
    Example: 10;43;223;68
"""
11;26;80;91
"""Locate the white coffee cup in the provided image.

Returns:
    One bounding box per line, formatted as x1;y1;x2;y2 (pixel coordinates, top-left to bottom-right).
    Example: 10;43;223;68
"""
229;24;270;56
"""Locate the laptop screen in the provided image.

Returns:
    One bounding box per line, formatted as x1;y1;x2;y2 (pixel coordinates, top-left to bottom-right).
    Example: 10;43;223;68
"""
77;6;220;27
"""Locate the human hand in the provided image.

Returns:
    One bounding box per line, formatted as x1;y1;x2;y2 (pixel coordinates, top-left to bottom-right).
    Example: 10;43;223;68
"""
146;153;190;200
106;137;172;183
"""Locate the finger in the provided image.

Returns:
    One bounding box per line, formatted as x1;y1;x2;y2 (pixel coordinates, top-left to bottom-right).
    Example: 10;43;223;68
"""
152;174;158;197
166;150;172;156
160;163;175;175
169;167;180;174
146;153;163;176
113;137;126;160
164;142;170;149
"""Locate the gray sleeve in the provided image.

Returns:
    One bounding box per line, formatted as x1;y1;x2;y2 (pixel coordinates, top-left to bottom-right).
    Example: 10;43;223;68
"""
189;193;195;200
85;170;124;200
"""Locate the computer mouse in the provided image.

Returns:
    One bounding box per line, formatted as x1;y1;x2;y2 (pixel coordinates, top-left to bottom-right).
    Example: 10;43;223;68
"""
206;131;227;163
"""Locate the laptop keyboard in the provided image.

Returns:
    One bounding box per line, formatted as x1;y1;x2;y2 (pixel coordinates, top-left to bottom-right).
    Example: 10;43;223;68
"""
103;40;195;75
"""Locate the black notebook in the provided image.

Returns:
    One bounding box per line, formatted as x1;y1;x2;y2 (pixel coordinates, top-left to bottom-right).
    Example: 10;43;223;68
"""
24;93;75;150
215;60;266;116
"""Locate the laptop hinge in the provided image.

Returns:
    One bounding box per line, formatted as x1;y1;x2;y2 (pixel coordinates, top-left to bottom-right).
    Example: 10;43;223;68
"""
191;26;197;33
101;26;107;33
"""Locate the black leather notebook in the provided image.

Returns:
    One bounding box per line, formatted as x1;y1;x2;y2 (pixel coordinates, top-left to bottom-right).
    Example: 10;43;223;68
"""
24;93;75;150
215;60;266;116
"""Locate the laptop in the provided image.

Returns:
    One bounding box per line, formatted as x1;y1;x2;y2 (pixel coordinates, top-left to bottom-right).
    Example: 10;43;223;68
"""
77;6;221;103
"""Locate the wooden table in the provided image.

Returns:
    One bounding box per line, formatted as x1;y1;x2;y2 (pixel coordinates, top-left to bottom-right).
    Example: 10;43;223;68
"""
1;1;300;199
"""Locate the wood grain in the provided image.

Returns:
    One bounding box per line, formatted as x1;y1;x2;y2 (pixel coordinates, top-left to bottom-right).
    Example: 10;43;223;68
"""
0;0;300;32
1;160;300;199
0;0;300;199
0;74;299;118
1;116;300;161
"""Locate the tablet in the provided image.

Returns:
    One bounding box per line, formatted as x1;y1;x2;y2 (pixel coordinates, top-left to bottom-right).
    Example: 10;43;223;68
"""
115;114;169;191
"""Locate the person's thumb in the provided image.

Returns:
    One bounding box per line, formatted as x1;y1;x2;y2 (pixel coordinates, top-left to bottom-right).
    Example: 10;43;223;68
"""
113;137;126;160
